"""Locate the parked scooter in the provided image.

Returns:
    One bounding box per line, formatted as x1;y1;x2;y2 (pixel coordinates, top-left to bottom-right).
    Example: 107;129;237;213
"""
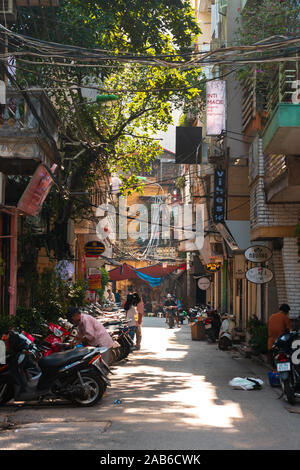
0;330;111;407
272;330;300;405
177;307;187;325
103;320;134;362
218;314;236;350
205;310;222;343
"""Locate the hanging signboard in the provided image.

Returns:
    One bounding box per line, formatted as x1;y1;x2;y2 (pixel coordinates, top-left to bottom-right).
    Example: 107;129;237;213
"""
197;277;211;290
246;267;273;284
245;245;272;263
216;222;240;251
234;254;246;279
213;169;226;223
84;241;106;258
18;164;57;217
206;263;221;273
88;274;102;290
206;80;226;136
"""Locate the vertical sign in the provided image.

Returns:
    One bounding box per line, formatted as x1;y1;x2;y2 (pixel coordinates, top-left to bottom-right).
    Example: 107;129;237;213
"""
213;169;226;223
18;164;57;216
206;80;226;136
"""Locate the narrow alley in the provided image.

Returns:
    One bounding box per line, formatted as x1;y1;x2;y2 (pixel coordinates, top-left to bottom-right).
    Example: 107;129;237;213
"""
0;318;299;451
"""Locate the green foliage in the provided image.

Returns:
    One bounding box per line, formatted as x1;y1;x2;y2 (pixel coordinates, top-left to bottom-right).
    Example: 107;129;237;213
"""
95;266;110;301
247;315;268;355
15;308;49;336
11;0;205;259
32;268;87;323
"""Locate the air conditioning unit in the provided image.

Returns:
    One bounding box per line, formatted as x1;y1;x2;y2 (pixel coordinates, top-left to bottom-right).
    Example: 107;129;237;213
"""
0;0;16;21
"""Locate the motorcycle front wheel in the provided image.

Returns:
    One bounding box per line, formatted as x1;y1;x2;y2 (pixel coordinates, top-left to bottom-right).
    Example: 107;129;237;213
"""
71;372;106;407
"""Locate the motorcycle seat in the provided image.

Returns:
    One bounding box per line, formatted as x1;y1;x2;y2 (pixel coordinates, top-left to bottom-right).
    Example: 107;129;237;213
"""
38;347;91;370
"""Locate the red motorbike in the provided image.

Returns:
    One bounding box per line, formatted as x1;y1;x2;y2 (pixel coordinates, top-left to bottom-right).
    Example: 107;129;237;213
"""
29;323;73;356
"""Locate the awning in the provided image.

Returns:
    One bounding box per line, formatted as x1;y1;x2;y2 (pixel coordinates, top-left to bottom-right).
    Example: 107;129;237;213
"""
108;262;186;283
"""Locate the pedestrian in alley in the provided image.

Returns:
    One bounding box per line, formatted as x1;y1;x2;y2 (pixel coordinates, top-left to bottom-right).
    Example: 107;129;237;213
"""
124;294;138;342
133;292;144;350
67;306;114;365
267;303;291;365
164;293;177;325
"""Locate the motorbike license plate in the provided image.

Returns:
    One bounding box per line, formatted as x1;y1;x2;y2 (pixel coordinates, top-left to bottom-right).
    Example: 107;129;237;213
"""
205;324;211;329
277;362;291;372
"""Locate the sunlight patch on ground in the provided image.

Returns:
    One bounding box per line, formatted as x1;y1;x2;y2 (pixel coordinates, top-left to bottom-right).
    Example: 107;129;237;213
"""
113;365;243;429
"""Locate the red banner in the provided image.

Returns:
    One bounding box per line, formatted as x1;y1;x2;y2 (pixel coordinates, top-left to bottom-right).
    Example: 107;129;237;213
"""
18;164;57;216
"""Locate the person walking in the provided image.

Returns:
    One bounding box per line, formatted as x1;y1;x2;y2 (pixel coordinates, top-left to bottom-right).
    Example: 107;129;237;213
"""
164;293;177;326
133;292;144;350
268;304;291;365
67;307;114;365
124;294;138;342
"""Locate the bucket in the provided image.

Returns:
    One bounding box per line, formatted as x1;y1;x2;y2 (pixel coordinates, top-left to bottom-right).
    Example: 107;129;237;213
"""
268;371;280;387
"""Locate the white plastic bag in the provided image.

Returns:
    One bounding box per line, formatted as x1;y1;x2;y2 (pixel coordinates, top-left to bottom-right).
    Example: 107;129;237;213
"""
229;377;264;390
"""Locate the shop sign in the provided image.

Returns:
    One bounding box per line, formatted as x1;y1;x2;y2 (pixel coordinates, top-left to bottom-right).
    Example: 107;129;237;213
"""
246;267;273;284
213;170;226;223
197;277;211;290
85;241;105;258
206;80;226;136
88;274;102;290
206;262;221;273
216;222;239;251
245;245;272;263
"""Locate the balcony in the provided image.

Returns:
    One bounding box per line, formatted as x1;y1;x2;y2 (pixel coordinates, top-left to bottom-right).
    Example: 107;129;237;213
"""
264;154;300;203
0;87;59;175
262;62;300;155
242;68;267;139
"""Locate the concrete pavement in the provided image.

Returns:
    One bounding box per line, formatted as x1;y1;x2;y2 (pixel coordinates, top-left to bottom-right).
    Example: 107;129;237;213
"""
0;317;299;450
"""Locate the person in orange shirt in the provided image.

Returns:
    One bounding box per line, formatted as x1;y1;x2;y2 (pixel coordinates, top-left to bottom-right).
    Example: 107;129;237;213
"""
268;304;291;359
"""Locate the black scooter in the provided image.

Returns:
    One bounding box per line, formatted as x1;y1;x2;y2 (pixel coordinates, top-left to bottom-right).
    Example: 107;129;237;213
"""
272;330;300;405
0;330;111;407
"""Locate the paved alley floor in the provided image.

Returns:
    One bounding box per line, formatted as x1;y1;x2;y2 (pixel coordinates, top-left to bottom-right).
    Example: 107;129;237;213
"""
0;317;300;450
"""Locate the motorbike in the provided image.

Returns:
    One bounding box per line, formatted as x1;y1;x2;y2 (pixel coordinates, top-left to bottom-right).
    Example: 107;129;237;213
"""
272;330;300;405
177;307;187;325
102;319;134;362
0;330;111;407
204;310;222;343
218;314;236;350
164;306;178;329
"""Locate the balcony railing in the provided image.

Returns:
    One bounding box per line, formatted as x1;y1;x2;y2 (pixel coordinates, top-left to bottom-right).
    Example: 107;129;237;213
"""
264;154;287;188
242;67;267;136
266;62;299;119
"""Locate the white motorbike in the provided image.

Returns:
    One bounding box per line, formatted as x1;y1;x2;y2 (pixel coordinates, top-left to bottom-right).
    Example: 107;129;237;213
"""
218;314;236;350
